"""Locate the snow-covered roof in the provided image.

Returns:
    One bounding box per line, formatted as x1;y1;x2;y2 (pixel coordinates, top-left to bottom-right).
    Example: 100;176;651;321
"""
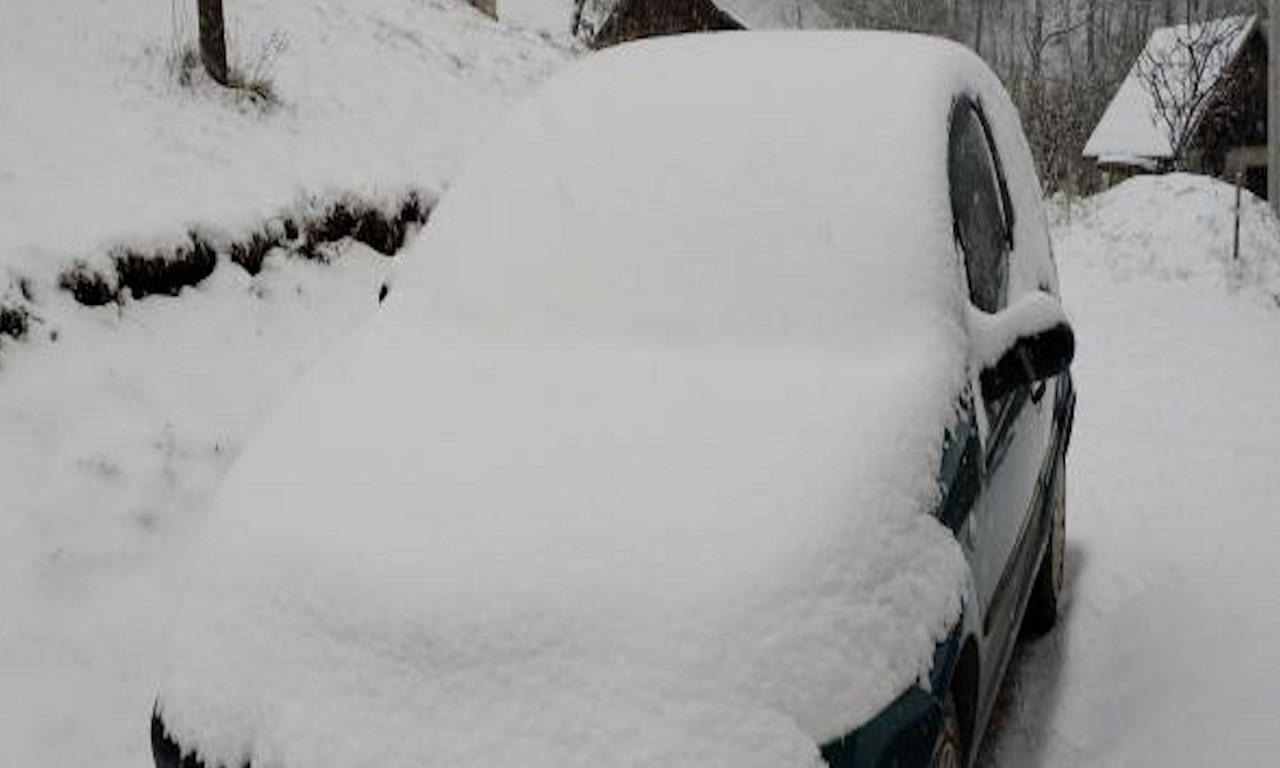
155;33;1046;768
715;0;839;30
1084;15;1257;164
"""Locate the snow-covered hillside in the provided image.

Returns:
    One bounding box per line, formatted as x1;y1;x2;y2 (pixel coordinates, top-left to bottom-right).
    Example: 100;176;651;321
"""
980;174;1280;766
0;2;573;766
0;0;572;289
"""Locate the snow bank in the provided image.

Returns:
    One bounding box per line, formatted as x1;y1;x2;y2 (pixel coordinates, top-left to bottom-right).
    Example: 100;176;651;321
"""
1053;173;1280;301
156;33;1028;768
0;0;572;285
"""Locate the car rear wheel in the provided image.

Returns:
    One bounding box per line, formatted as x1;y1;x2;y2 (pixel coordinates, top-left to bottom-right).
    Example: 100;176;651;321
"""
932;693;963;768
1023;454;1066;637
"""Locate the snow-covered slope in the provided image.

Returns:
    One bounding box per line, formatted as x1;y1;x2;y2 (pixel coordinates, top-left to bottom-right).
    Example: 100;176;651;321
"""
980;174;1280;766
0;0;572;286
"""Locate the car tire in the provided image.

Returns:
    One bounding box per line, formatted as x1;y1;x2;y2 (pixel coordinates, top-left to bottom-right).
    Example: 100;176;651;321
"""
1023;454;1066;637
932;692;964;768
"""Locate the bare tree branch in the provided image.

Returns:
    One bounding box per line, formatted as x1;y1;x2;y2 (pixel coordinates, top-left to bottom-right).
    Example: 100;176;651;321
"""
1136;15;1249;166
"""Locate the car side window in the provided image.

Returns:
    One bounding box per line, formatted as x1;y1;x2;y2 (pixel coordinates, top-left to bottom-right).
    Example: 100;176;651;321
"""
948;102;1010;314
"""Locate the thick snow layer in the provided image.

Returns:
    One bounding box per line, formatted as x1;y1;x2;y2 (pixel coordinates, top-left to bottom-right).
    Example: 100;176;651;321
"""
398;32;1033;345
155;33;1005;768
967;292;1072;371
160;338;960;768
0;0;571;282
1084;16;1255;162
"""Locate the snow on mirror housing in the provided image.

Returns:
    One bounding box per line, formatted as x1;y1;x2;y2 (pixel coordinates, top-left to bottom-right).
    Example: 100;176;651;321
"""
970;291;1075;402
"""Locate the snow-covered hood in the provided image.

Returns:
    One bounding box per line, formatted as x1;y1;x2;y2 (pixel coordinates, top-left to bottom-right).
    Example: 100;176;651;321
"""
157;329;967;768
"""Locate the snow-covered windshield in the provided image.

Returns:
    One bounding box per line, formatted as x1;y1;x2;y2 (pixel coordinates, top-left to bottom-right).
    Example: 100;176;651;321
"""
390;33;969;351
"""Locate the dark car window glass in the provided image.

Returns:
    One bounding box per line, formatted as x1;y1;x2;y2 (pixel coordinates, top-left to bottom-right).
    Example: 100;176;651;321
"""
949;104;1009;313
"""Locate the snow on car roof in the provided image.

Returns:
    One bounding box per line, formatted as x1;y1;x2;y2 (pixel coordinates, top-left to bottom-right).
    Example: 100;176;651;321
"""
1084;15;1256;163
395;31;984;349
157;33;1014;768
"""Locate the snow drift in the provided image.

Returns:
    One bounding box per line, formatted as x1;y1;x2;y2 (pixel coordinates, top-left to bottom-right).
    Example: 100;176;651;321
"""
155;33;1043;768
1054;173;1280;301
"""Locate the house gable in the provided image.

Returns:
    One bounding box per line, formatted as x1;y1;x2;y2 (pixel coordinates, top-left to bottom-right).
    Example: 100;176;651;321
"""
594;0;743;47
1084;15;1259;169
592;0;837;48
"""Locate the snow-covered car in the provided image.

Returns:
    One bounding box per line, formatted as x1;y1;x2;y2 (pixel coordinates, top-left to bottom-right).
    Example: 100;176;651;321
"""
151;32;1075;768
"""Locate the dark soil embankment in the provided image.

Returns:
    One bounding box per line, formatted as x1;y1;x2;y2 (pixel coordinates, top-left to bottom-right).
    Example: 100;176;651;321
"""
58;191;433;307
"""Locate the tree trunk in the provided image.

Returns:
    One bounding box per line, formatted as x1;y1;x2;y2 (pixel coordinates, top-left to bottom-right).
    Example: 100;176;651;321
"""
1087;0;1097;68
198;0;229;86
1269;0;1280;211
974;0;986;58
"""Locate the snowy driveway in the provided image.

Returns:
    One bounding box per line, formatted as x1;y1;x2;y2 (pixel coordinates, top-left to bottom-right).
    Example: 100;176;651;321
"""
980;179;1280;767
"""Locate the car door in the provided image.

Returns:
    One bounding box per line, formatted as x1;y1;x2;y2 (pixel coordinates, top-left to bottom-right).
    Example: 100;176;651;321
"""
947;100;1055;685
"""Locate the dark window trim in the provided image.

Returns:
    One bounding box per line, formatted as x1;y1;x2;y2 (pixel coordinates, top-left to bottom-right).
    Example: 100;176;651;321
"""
949;96;1016;252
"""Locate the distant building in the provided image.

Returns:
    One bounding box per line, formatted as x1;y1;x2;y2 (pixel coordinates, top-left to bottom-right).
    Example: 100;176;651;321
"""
1084;16;1269;198
591;0;838;48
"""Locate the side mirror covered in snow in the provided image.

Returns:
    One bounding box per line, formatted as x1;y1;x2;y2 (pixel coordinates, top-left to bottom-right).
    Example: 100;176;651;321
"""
970;292;1075;402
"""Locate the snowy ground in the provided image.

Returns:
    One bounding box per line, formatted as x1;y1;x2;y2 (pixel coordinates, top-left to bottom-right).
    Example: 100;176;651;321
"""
0;245;398;768
979;175;1280;767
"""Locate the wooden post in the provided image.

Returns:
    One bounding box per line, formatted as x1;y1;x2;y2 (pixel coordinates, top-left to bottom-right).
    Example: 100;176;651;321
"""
1269;0;1280;213
198;0;229;86
1234;169;1243;261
